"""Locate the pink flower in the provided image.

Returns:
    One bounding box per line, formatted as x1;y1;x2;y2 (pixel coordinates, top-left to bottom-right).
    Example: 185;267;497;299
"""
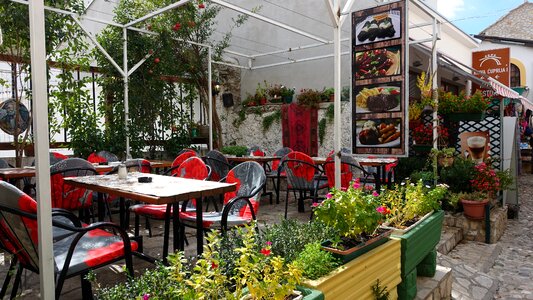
365;185;373;191
326;193;333;199
353;182;361;189
266;241;272;246
143;294;151;300
376;206;390;215
372;191;379;197
341;187;347;191
312;202;321;207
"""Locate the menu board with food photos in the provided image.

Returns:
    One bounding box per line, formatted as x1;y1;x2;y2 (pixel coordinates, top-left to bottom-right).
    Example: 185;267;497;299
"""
352;0;407;156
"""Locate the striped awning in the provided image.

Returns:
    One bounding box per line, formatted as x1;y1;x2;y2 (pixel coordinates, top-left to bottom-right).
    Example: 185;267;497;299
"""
488;78;520;99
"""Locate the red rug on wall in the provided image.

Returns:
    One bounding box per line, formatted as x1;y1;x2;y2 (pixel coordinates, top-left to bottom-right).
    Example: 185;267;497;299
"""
281;103;318;156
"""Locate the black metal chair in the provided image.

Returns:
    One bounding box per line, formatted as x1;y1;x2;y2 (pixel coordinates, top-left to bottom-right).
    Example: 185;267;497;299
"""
267;147;293;204
0;180;135;300
280;151;328;219
179;161;266;238
204;150;232;181
50;158;97;222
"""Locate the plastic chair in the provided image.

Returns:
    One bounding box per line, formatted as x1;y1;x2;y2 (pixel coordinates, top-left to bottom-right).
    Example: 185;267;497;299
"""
280;151;328;219
322;154;377;189
50;158;97;221
0;180;135;299
179;161;266;235
204;150;232;182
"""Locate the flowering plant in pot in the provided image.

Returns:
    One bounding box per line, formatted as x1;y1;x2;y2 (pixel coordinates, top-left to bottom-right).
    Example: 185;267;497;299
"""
379;180;448;232
297;89;322;108
313;179;391;263
429;147;456;167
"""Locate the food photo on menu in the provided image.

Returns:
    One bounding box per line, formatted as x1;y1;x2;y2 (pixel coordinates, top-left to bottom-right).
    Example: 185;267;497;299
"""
354;46;401;80
356;118;401;147
355;82;401;113
355;10;401;45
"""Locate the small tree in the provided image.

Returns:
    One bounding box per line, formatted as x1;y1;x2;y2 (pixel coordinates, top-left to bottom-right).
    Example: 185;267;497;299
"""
0;0;87;166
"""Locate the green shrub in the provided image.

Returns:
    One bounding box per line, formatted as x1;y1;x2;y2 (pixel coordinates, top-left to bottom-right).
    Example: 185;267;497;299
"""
294;242;340;280
259;219;338;263
221;145;248;157
439;157;476;193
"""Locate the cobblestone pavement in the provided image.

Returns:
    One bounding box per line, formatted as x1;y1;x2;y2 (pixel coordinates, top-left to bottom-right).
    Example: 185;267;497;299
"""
3;175;533;299
489;174;533;299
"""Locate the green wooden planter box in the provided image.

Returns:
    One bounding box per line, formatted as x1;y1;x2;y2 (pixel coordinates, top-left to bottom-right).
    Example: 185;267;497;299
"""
444;112;486;122
298;286;324;300
392;210;444;300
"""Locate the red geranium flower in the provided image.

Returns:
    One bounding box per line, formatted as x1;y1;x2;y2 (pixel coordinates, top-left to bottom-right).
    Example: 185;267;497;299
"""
260;248;271;256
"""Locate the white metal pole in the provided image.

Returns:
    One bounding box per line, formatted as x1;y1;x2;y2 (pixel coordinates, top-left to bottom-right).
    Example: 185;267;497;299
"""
123;27;130;159
333;0;341;189
208;47;213;150
431;18;439;150
28;0;54;298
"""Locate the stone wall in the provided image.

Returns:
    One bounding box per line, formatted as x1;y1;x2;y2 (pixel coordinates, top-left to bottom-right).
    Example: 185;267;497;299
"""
444;206;508;244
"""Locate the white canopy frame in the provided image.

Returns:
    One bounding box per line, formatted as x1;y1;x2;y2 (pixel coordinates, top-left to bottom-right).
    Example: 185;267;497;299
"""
20;0;461;297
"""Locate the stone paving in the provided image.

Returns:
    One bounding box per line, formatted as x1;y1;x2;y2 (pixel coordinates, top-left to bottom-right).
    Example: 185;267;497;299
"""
2;174;533;299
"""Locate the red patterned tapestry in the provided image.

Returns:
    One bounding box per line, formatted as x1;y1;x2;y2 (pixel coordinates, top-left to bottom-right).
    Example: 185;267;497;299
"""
281;103;318;156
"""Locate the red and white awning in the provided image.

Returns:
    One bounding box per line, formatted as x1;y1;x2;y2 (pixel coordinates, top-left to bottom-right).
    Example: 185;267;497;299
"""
488;77;520;99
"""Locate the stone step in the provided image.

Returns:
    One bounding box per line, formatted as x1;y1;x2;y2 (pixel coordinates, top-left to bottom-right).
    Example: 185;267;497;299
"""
437;226;463;255
415;265;453;300
438;253;499;300
447;241;502;273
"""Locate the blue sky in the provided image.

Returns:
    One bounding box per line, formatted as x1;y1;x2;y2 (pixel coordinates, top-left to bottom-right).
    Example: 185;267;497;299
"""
436;0;526;35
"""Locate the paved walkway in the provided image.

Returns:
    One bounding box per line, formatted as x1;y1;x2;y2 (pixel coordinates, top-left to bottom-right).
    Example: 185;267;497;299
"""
2;175;533;299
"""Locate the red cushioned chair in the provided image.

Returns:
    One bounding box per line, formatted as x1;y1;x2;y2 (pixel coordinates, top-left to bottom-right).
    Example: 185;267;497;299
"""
23;152;68;196
280;151;328;219
129;157;210;259
322;154;377;189
179;161;266;236
247;145;266;157
50;158;97;222
0;180;135;300
163;150;197;176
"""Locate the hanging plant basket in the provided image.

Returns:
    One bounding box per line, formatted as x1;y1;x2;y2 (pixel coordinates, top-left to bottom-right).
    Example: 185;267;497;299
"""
444;111;486;122
438;156;454;167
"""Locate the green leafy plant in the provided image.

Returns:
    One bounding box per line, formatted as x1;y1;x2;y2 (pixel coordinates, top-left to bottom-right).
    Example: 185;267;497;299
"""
259;219;338;263
439;157;476;193
380;180;447;228
313;179;384;246
456;191;488;202
221;145;248;157
320;87;334;102
294;242;340;280
297;89;322;108
438;90;490;114
372;279;390;300
496;168;514;191
341;86;350;102
262;110;281;133
319;104;335;144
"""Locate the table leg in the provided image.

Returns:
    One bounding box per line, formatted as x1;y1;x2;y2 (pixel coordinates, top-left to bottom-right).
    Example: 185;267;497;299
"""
196;197;203;255
97;192;105;222
375;168;382;191
172;202;180;252
119;197;125;228
162;204;171;263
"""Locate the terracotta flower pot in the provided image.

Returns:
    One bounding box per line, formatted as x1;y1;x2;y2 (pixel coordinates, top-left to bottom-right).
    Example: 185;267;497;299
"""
461;198;489;220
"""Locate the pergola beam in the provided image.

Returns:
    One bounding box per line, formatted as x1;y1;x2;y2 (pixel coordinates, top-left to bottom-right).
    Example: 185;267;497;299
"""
209;0;330;44
251;51;350;70
250;37;350;59
339;0;356;26
124;0;192;28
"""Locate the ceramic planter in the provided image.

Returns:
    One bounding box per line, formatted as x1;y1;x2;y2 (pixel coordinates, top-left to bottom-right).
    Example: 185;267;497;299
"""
392;210;444;300
461;198;489;220
321;229;393;264
304;239;401;300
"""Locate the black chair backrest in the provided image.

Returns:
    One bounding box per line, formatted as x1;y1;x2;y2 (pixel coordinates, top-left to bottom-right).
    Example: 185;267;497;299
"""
204;150;231;181
96;151;119;162
0;159;10;169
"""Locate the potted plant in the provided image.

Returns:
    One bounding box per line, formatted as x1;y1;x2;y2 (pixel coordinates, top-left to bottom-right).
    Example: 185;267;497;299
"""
320;87;334;102
280;86;295;104
457;191;489;220
267;84;284;103
221;145;248;157
379;180;448;299
469;161;513;205
313;179;392;263
439;90;491;121
411;123;449;153
430;147;456;167
255;82;268;105
242;94;257;107
296;89;322;108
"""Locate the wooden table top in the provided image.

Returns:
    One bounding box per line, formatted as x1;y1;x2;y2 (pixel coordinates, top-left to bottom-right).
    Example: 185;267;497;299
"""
0;168;36;179
225;156;278;163
64;172;236;205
